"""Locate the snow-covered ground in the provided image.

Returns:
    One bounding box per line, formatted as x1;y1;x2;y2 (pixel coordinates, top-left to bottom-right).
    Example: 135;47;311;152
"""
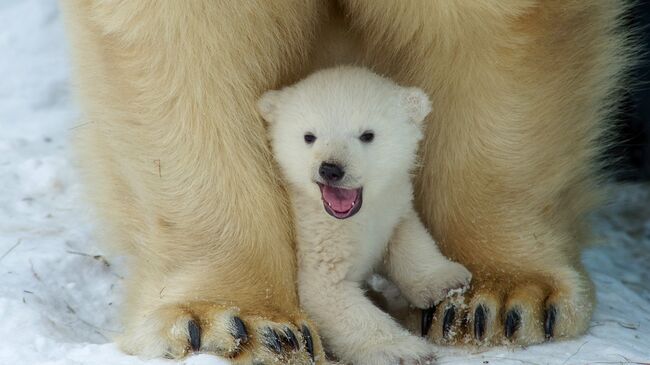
0;1;648;364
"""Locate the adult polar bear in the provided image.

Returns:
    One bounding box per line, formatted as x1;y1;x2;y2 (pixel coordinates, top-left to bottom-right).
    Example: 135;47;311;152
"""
60;0;630;363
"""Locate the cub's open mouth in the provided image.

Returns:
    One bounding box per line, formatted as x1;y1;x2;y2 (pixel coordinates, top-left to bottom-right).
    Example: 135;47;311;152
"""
317;183;363;219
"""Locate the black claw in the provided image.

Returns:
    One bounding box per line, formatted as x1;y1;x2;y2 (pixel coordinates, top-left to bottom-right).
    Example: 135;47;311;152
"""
262;328;282;353
474;305;486;340
281;327;300;351
442;306;456;339
504;310;521;339
231;316;249;345
301;324;314;360
421;305;436;337
544;306;557;340
187;319;201;351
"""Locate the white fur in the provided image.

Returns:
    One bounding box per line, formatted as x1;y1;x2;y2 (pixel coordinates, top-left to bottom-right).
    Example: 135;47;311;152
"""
260;67;471;365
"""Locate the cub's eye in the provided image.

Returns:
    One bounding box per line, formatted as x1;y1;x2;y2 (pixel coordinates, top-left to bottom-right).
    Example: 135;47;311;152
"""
359;131;374;143
304;133;316;144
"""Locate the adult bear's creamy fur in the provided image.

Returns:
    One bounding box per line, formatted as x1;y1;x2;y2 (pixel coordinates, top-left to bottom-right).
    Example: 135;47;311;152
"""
60;0;631;361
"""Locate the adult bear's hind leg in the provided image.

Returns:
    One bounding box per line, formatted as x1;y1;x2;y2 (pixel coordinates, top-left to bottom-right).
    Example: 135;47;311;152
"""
61;0;328;362
343;0;630;346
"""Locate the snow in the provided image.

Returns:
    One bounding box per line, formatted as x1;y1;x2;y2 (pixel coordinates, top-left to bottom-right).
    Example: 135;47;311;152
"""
0;1;648;364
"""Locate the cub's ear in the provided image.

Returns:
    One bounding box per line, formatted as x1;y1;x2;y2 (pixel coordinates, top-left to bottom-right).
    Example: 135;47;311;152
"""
400;87;432;125
257;90;282;123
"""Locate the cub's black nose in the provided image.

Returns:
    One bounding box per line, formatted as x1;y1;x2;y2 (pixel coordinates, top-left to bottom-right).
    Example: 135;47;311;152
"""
319;162;345;182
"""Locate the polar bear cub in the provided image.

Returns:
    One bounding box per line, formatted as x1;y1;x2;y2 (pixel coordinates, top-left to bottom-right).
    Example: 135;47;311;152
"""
259;66;471;365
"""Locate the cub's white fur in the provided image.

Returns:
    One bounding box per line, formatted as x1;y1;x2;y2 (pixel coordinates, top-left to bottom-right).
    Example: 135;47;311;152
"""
259;67;471;365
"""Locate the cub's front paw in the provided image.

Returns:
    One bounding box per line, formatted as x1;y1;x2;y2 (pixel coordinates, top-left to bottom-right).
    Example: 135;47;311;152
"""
401;260;472;310
356;335;436;365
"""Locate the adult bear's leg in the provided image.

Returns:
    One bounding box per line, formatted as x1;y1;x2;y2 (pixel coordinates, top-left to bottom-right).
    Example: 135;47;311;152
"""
61;1;328;362
343;0;630;345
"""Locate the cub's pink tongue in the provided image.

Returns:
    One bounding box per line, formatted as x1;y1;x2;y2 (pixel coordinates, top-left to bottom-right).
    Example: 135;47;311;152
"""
321;185;358;212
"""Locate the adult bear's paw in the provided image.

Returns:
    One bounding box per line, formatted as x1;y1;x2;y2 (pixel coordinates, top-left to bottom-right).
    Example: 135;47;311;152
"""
118;302;325;364
420;266;594;346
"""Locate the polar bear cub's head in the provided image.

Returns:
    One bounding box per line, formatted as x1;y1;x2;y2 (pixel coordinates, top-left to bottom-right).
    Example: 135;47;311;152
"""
259;66;431;219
